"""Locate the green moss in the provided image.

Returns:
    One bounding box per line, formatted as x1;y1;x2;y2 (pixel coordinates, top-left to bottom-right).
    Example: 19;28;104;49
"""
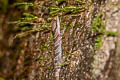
58;62;68;66
37;1;88;16
9;13;38;24
106;31;117;37
21;26;32;31
92;15;105;34
40;43;49;51
14;2;33;6
49;32;53;41
14;2;34;10
20;13;38;22
92;14;105;50
94;36;103;50
50;5;86;16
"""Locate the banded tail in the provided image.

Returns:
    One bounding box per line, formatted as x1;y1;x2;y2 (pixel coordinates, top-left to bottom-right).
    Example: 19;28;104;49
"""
51;16;62;80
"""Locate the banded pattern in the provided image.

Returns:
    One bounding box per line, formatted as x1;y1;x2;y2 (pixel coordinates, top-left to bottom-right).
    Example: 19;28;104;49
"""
51;16;63;80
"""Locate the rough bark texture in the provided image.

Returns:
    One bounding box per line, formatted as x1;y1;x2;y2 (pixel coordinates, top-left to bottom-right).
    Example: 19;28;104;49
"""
0;0;120;80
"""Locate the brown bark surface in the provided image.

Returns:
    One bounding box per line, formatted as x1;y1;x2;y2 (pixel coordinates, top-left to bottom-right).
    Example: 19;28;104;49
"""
0;0;120;80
